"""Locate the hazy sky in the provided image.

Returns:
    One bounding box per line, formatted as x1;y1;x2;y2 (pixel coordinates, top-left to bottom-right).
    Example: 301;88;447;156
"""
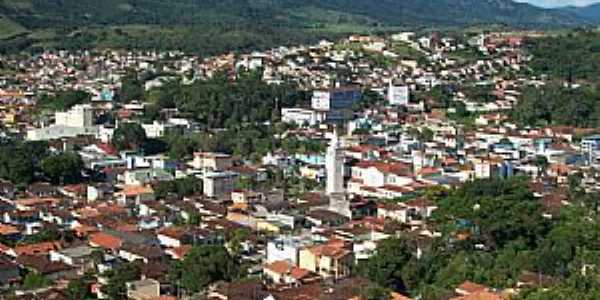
515;0;600;7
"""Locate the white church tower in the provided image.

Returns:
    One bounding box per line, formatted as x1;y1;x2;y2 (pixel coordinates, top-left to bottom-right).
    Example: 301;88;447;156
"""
326;128;344;195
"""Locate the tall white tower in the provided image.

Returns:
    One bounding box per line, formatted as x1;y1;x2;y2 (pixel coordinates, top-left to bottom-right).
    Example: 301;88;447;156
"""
326;128;344;195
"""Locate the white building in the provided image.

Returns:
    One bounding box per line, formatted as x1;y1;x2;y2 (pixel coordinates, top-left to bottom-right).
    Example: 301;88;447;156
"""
474;159;491;179
266;236;311;265
27;104;98;141
388;83;410;106
26;125;99;141
55;104;94;127
281;108;321;126
203;171;238;200
126;279;160;300
311;87;361;111
49;245;94;267
141;121;175;138
391;32;415;42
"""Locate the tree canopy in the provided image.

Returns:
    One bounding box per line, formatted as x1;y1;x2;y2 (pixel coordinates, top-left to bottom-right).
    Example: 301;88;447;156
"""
511;82;600;128
147;71;303;128
169;245;239;294
41;152;84;185
103;262;142;300
38;90;91;111
526;30;600;82
112;122;147;151
0;140;49;185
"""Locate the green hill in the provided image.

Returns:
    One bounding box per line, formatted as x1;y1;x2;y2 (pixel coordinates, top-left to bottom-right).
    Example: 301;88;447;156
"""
559;4;600;23
0;0;588;54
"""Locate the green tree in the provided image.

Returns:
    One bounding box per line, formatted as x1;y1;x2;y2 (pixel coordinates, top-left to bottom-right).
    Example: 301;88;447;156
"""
433;177;549;249
103;262;141;300
112;122;147;151
356;238;412;291
171;245;239;294
361;283;392;300
154;177;202;199
39;90;91;111
22;272;52;290
67;277;91;300
228;228;251;258
534;155;549;177
41;152;84;185
0;140;50;185
119;70;144;103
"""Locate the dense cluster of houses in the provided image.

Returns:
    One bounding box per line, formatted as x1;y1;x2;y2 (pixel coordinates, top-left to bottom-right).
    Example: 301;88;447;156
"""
0;29;597;300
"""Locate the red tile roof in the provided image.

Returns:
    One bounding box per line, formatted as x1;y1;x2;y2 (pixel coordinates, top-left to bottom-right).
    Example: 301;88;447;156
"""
14;241;61;256
168;245;192;260
96;142;118;155
89;232;123;250
451;291;502;300
457;281;489;295
265;260;293;274
355;160;412;176
120;185;154;197
0;224;19;235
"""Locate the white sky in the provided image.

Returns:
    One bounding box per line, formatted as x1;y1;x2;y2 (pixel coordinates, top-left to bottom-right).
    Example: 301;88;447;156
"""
515;0;600;7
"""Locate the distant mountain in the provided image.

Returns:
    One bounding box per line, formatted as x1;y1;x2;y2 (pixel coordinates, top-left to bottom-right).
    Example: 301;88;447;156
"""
559;3;600;22
0;0;590;54
0;0;585;28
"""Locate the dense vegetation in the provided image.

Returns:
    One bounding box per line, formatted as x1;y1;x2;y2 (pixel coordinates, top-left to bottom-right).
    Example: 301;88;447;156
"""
168;245;240;294
0;0;587;55
154;177;202;199
41;152;85;185
112;122;148;151
512;82;600;128
511;30;600;128
38;90;90;111
356;177;600;299
0;139;86;186
144;72;305;128
526;30;600;82
159;123;325;163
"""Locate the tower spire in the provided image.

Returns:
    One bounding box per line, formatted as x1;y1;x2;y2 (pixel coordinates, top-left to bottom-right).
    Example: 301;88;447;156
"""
326;126;344;195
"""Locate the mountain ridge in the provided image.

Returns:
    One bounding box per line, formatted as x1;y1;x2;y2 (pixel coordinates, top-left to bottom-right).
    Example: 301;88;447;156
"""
559;3;600;21
0;0;586;29
0;0;592;54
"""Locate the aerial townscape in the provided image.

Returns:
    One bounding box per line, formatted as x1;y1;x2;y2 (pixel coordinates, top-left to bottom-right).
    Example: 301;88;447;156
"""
2;1;600;300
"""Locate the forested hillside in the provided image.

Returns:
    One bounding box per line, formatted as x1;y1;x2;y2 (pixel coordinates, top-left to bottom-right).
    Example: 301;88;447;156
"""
560;4;600;23
0;0;587;55
511;30;600;128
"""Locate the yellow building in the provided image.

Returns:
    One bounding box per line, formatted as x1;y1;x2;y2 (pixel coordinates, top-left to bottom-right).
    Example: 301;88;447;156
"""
256;220;281;234
3;113;16;125
299;239;353;280
299;165;324;181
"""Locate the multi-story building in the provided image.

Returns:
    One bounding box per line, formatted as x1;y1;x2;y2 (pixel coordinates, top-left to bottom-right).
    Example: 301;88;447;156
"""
312;87;361;122
281;108;322;126
299;239;353;280
203;171;238;200
27;104;98;141
388;82;410;106
192;152;233;171
311;87;361;111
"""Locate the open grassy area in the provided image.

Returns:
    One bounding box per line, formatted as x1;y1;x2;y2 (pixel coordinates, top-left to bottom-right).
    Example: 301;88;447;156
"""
0;15;27;39
391;41;426;60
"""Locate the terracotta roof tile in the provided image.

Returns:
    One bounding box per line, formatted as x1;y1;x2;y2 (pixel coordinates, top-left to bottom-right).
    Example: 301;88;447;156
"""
457;281;489;295
0;224;19;235
89;232;123;250
265;260;293;274
14;241;61;256
451;291;503;300
120;185;154;197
